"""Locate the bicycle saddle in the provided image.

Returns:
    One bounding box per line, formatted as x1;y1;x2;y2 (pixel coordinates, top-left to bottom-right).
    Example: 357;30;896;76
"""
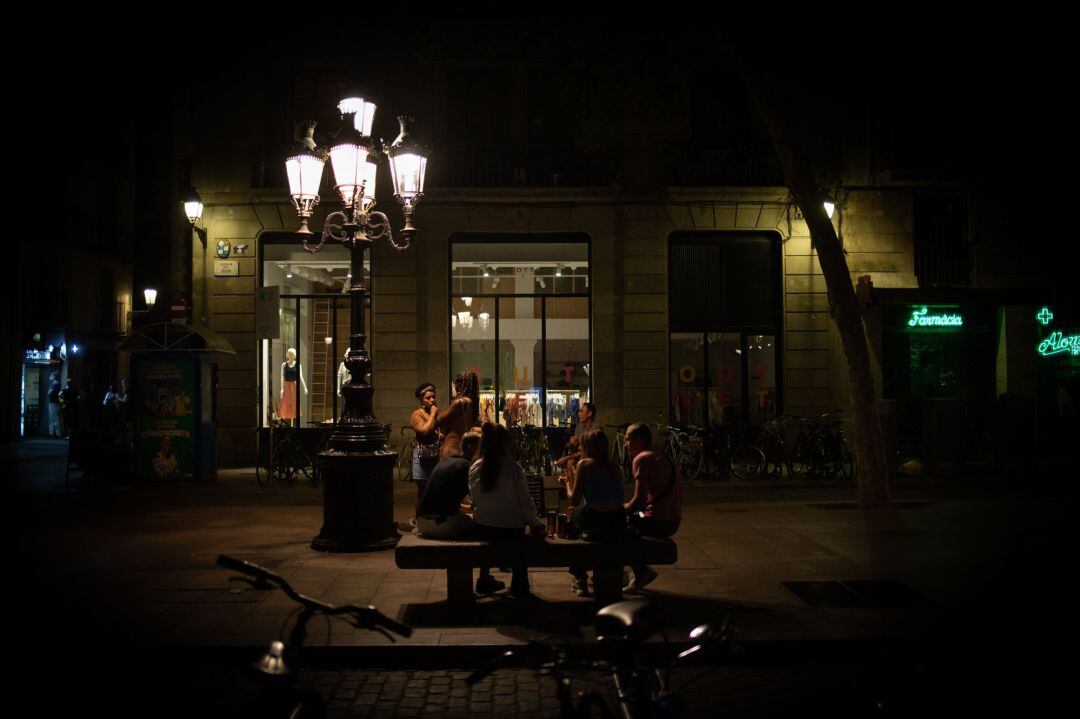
595;599;664;643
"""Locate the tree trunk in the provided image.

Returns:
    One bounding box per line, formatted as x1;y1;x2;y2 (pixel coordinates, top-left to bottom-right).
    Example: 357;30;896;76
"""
729;48;890;509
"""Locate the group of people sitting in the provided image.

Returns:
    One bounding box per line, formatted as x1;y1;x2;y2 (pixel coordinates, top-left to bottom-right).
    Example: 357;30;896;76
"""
409;370;682;599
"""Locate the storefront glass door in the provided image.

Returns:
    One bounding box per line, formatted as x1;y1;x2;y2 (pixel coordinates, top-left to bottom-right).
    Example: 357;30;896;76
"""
260;236;369;428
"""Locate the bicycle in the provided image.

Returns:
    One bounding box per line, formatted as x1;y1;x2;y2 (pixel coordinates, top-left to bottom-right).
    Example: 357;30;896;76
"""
396;425;415;481
605;423;633;482
758;415;793;479
216;554;412;719
466;599;732;718
658;424;705;484
256;421;315;488
788;411;855;481
508;423;552;476
725;418;767;481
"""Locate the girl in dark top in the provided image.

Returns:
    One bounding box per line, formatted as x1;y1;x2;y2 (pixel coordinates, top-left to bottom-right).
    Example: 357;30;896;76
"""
410;383;441;511
568;429;626;596
437;370;479;460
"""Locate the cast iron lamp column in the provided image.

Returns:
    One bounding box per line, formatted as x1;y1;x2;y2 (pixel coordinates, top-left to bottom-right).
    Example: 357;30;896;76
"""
285;98;428;552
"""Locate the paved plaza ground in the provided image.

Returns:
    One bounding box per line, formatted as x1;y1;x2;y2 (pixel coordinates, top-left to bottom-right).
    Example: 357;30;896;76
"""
5;438;1073;716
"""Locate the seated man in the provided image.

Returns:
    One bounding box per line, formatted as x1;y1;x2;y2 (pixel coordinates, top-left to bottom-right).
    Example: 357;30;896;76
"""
623;421;682;592
416;431;504;594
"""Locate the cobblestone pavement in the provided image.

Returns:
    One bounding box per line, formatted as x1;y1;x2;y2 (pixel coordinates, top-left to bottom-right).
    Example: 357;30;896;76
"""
96;663;918;718
83;644;1065;719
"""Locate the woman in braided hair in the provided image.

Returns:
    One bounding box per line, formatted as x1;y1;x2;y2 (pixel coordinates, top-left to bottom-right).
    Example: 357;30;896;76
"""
437;369;480;460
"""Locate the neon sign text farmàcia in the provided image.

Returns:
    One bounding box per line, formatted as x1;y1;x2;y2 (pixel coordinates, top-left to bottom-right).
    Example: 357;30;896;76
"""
907;306;963;328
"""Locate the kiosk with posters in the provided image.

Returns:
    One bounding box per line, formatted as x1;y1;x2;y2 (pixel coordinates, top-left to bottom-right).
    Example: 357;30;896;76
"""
122;323;235;482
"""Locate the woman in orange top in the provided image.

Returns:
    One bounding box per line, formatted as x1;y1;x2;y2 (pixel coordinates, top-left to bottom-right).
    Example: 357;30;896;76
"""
410;383;440;509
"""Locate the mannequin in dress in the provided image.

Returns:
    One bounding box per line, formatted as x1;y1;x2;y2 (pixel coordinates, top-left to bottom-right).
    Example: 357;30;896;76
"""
336;347;352;397
279;347;308;425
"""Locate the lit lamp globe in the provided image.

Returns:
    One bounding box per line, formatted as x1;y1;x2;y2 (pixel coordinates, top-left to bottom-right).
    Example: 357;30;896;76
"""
359;158;378;211
338;97;377;138
285;123;326;234
183;188;204;225
387;116;428;244
144;288;158;310
329;102;373;209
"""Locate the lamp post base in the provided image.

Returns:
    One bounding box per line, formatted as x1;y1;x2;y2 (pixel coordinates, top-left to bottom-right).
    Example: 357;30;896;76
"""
311;448;398;553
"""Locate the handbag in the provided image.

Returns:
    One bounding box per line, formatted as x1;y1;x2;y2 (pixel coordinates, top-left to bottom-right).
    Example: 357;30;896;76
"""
415;432;442;461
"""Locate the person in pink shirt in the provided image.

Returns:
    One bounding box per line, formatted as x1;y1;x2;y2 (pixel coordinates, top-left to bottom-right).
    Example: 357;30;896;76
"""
623;422;682;591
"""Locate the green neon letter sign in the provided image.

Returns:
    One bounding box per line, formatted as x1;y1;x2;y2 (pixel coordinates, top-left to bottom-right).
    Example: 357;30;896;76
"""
1038;332;1080;357
908;306;963;328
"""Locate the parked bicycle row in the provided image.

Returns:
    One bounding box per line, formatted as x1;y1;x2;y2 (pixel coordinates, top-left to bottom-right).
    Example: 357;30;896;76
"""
653;411;856;484
264;371;855;489
398;413;858;489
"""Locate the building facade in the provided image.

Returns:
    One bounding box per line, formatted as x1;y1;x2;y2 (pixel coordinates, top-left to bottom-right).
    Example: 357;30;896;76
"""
194;184;929;467
25;24;1071;475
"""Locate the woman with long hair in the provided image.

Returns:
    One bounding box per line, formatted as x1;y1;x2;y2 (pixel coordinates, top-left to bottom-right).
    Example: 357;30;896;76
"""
567;428;626;596
437;369;480;460
468;422;546;598
554;401;597;507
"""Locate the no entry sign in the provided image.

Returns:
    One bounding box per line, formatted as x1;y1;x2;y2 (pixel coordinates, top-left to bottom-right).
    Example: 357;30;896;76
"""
170;298;188;323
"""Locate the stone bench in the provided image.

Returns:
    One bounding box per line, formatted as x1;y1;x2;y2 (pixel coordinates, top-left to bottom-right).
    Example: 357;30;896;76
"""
395;533;677;604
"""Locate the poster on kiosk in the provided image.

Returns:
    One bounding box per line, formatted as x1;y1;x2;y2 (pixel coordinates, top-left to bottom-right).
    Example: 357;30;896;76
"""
134;359;196;481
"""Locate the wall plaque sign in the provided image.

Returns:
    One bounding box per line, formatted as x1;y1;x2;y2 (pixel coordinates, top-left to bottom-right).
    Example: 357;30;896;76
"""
214;260;239;277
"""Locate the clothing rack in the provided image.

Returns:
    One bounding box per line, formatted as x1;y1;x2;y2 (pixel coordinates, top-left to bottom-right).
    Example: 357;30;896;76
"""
476;388;590;427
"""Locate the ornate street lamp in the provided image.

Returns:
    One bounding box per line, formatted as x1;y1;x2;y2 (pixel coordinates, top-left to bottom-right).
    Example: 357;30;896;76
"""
285;96;429;552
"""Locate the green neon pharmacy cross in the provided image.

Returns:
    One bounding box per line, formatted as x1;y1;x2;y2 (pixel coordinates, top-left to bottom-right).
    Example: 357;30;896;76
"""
1035;306;1080;357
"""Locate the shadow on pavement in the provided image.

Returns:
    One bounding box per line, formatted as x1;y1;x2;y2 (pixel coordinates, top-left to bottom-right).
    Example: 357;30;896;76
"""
402;592;765;641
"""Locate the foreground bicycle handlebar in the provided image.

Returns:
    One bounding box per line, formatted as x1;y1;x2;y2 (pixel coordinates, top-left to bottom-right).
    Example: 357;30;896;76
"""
217;555;413;718
217;555;412;639
466;601;733;718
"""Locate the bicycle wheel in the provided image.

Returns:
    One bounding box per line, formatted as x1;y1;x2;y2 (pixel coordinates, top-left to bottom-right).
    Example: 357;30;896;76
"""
730;445;765;480
256;432;274;486
255;459;271;487
788;435;812;479
828;439;855;481
678;442;705;484
762;435;786;479
396;442;413;481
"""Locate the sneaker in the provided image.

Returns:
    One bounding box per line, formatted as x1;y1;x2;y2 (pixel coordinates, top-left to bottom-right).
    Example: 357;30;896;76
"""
476;576;506;595
623;567;659;593
570;577;589;597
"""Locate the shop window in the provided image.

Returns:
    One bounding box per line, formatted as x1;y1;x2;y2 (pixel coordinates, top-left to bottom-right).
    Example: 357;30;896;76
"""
668;232;780;425
259;235;370;428
450;235;589;427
